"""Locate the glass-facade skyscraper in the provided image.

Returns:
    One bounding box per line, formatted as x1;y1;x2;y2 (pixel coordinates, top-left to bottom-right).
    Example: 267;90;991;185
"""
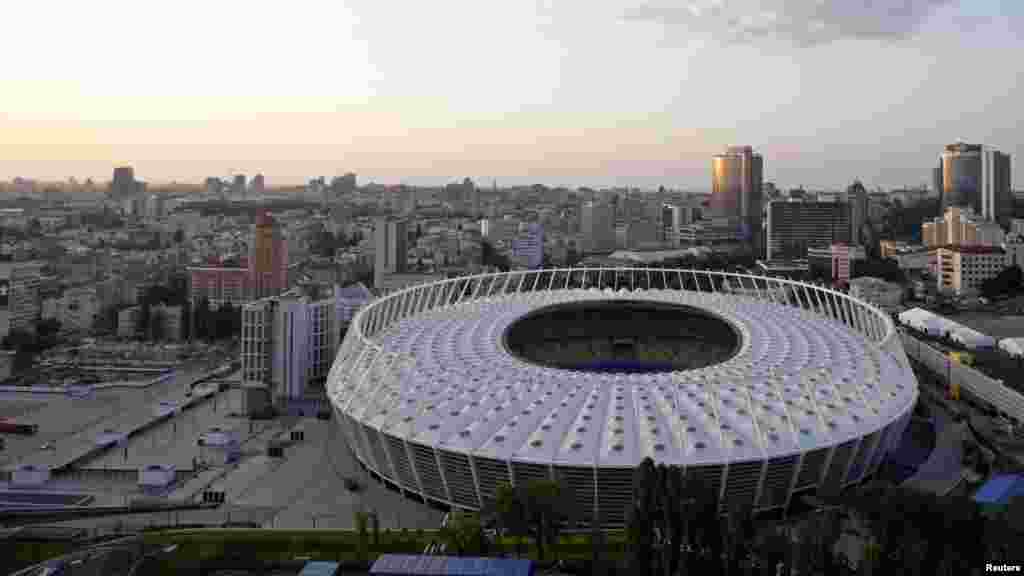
937;142;1012;224
712;146;764;256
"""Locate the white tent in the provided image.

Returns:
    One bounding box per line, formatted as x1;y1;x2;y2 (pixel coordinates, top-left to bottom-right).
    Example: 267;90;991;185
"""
950;327;996;350
898;308;950;336
999;338;1024;358
898;307;996;349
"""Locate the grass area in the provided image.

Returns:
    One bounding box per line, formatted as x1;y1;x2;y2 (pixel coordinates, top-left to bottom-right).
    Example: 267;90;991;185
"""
3;541;78;573
11;528;634;574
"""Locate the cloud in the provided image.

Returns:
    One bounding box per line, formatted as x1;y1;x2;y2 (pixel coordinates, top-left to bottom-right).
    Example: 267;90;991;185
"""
622;0;953;47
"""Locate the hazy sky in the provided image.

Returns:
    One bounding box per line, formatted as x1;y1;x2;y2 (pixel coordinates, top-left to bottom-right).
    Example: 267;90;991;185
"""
1;0;1022;190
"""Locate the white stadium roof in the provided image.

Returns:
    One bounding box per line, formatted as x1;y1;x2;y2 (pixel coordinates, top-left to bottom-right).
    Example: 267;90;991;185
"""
332;289;916;468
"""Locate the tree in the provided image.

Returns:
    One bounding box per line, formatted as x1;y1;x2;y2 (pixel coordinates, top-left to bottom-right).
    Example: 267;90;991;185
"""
981;265;1023;299
521;478;572;562
485;482;529;556
440;511;486;556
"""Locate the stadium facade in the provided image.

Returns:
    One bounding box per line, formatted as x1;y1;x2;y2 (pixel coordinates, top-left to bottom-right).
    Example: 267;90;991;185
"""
327;268;918;525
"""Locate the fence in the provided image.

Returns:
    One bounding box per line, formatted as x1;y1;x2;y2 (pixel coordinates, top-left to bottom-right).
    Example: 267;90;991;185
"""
899;331;1024;423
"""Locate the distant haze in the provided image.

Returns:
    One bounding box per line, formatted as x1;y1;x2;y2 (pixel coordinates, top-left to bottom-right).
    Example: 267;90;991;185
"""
1;0;1021;190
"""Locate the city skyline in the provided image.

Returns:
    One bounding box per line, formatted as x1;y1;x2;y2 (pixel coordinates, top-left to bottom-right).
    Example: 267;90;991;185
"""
2;1;1023;189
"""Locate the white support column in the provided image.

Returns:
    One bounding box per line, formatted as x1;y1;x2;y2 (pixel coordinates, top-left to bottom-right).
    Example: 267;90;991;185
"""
471;275;486;300
854;431;883;485
404;439;427;498
516;272;527;293
531;272;540;291
841;437;863;487
547;269;557;291
752;461;769;510
783;453;805;511
468;455;485;509
819;445;837;485
564;269;572;290
434;448;453;503
501;272;514;295
718;464;730;512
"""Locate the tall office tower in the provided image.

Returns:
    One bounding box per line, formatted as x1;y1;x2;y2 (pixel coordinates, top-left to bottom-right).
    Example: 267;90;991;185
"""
848;180;869;245
712;146;764;255
513;222;544;269
374;217;408;290
233;174;247;199
937;142;1012;223
249;211;288;299
765;200;851;260
580;201;616;253
251;174;265;195
110;166;138;199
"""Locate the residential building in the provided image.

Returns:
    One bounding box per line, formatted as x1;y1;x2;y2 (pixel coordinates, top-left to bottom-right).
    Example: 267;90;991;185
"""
188;211;288;306
1009;219;1024;238
765;200;851;260
59;287;99;333
933;245;1010;296
580;201;616;253
250;211;288;300
922;206;1006;248
512;222;544;269
241;286;367;404
152;304;185;341
807;244;866;282
0;261;43;340
117;306;140;338
677;218;746;246
373;217;408;290
711;146;764;255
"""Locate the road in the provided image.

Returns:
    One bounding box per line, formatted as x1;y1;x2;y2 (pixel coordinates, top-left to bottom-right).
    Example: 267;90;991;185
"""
0;363;224;471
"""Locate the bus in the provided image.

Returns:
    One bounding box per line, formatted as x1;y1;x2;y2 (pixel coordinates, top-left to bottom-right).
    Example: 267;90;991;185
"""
0;418;39;435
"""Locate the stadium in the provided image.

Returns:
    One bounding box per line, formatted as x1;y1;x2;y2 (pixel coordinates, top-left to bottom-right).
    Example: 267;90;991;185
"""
327;268;918;525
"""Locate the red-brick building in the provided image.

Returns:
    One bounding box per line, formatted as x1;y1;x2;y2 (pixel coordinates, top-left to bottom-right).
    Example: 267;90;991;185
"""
188;211;288;307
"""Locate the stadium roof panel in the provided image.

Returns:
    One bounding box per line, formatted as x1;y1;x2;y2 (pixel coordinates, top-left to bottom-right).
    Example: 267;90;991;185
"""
332;286;916;468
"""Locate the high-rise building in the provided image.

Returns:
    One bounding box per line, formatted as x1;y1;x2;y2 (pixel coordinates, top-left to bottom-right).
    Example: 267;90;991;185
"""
233;174;247;199
205;177;223;197
465;178;480;216
0;261;43;340
241;287;366;404
374;217;408;290
712;146;764;255
765;200;851;260
937;142;1012;223
330;173;357;199
922;206;1005;248
848;181;869;245
513;222;544;269
251;174;265;195
110;166;139;199
580;201;616;253
250;211;288;300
